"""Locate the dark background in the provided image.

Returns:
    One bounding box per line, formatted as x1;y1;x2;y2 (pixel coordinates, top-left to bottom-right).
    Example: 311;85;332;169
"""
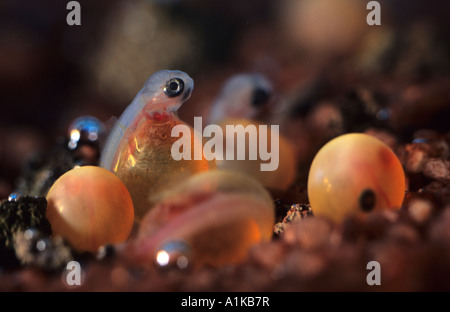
0;0;449;197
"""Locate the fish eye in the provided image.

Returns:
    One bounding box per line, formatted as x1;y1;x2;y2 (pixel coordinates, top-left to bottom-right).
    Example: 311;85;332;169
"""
359;188;376;212
164;78;185;98
251;88;271;107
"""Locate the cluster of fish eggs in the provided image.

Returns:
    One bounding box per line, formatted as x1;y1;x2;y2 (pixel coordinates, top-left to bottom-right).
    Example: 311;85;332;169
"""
42;70;406;269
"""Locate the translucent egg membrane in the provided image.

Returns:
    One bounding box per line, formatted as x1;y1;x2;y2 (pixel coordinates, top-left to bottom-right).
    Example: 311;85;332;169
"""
121;170;275;268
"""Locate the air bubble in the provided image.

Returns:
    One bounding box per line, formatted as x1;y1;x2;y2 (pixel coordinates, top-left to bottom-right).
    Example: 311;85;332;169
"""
376;108;390;121
412;138;428;144
155;240;191;270
36;239;48;252
67;116;105;150
8;192;20;202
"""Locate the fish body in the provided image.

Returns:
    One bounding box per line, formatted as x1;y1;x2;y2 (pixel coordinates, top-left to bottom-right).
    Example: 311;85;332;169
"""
101;70;212;221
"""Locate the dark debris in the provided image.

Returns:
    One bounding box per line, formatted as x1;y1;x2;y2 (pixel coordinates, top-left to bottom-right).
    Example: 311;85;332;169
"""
274;203;313;235
0;196;51;250
14;228;73;272
16;138;101;197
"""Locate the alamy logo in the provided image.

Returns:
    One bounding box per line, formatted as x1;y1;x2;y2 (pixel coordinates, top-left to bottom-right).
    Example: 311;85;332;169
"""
66;1;81;26
171;117;280;171
62;261;84;287
366;1;381;26
366;261;381;285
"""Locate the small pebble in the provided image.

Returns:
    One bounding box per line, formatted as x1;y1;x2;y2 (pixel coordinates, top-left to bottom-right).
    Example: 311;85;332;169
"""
404;143;430;173
386;224;420;245
429;208;450;246
13;229;73;271
274;203;313;235
364;129;397;150
282;217;333;250
249;241;285;269
423;159;450;181
110;266;132;288
408;198;434;224
283;249;326;279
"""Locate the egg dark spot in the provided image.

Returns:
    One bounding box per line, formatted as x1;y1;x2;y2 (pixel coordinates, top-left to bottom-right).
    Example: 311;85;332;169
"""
251;88;270;107
359;189;376;212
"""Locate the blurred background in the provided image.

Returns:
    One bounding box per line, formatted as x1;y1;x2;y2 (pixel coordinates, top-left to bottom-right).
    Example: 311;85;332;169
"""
0;0;449;199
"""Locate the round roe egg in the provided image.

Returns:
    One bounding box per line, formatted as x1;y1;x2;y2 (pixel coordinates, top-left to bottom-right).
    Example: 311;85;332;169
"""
46;166;134;253
131;169;275;267
307;133;405;223
216;118;298;192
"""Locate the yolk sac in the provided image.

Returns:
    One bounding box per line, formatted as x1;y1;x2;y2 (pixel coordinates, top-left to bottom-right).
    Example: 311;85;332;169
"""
46;166;134;253
114;117;213;221
118;170;275;268
215;118;298;193
307;133;406;223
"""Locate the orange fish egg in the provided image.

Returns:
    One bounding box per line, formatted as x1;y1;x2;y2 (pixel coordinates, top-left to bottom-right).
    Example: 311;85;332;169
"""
216;118;298;192
307;133;406;223
46;166;134;253
121;170;275;268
